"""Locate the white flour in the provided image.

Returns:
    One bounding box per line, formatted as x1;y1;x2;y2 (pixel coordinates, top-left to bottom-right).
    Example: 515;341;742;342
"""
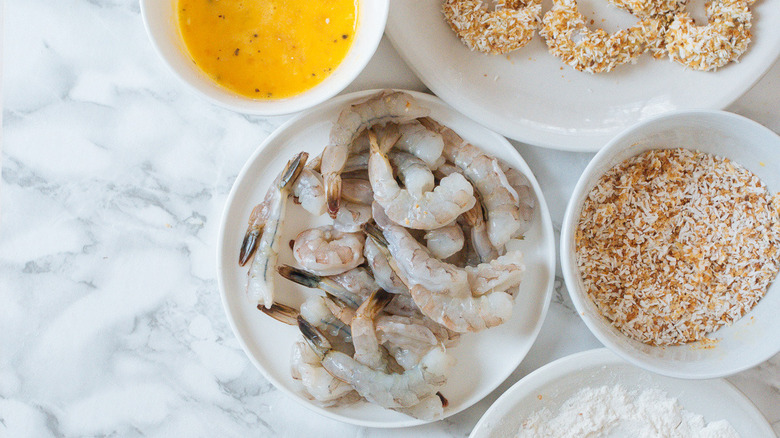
517;385;740;438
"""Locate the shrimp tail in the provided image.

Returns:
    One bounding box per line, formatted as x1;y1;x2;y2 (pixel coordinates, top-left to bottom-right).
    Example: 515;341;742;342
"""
281;152;309;190
326;174;341;219
359;289;394;319
362;222;389;247
298;315;332;359
277;264;323;289
258;302;299;325
239;226;262;266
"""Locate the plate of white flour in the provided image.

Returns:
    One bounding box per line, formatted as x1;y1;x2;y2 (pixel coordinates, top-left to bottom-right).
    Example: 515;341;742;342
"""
470;349;774;438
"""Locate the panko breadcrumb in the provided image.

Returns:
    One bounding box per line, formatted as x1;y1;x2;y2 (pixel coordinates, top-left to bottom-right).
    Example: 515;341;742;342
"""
575;149;780;346
442;0;542;55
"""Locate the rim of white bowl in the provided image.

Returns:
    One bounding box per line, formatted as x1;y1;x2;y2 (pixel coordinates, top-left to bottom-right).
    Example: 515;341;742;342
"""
139;0;389;116
560;109;780;379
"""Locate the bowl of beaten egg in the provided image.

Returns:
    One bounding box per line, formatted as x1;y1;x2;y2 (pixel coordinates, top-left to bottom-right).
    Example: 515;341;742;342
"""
141;0;387;115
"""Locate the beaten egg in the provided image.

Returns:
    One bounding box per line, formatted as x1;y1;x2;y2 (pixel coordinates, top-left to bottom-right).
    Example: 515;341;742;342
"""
177;0;357;99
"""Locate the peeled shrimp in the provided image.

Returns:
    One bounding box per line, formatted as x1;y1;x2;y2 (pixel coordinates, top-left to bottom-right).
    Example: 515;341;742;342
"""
395;120;445;170
351;290;395;372
260;300;352;342
333;201;373;233
247;152;307;308
292;226;365;276
421;117;522;248
364;237;410;295
322;90;430;218
299;317;451;410
389;151;435;197
461;200;499;263
240;152;307;266
367;204;524;332
292;167;327;216
368;130;476;230
498;160;535;236
424;222;465;260
291;340;358;406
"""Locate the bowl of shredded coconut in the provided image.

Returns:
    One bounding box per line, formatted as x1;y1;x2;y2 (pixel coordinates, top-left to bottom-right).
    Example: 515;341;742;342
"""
469;349;774;438
560;110;780;379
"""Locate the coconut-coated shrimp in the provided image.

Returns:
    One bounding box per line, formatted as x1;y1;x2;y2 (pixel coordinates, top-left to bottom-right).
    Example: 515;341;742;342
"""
368;130;476;230
421;117;522;248
366;205;524;332
322;90;430;218
298;317;451;410
240;152;308;266
247;152;308;308
292;226;365;276
424;222;465;260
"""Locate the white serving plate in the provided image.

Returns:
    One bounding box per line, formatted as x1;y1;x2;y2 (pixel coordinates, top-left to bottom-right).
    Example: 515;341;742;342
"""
470;348;775;438
217;90;556;427
386;0;780;151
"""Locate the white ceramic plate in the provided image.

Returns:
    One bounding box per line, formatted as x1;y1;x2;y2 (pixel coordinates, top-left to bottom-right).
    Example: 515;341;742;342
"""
386;0;780;151
217;90;556;427
470;349;775;438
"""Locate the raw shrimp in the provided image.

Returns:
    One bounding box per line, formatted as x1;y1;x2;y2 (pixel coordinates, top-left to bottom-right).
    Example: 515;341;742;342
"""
277;264;364;308
333;201;373;233
298;316;451;410
421;117;522;248
389;151;435;197
259;299;352;341
498;160;535;236
291;340;358;406
240;152;307;266
341;179;374;205
364;237;410;295
322;90;430;218
292;167;327;216
424;222;465;260
461;200;499;263
366;205;524;332
351;289;395;372
368;130;476;230
247;152;308;308
292;226;365;276
395;120;445;170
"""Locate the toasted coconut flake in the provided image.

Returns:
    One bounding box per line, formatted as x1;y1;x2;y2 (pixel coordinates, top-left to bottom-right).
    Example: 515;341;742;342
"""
575;149;780;346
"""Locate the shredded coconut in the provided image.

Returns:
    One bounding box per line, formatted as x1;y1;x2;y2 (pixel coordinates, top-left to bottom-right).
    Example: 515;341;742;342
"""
518;385;741;438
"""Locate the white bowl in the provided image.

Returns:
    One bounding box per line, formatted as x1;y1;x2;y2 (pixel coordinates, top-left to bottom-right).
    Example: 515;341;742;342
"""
560;110;780;379
140;0;388;115
469;349;775;438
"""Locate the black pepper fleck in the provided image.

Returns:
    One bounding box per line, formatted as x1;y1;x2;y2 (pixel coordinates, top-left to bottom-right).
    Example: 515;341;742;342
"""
234;48;240;55
342;34;348;39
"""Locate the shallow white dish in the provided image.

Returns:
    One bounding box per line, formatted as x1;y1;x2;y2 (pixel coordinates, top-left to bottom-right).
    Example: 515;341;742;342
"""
386;0;780;151
217;90;556;427
140;0;387;115
560;110;780;379
470;348;775;438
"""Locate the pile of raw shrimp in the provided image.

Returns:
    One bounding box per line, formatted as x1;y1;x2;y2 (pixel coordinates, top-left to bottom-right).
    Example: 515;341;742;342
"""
238;90;536;420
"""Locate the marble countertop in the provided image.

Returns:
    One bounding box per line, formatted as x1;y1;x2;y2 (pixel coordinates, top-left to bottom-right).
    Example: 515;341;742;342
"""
1;1;778;436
